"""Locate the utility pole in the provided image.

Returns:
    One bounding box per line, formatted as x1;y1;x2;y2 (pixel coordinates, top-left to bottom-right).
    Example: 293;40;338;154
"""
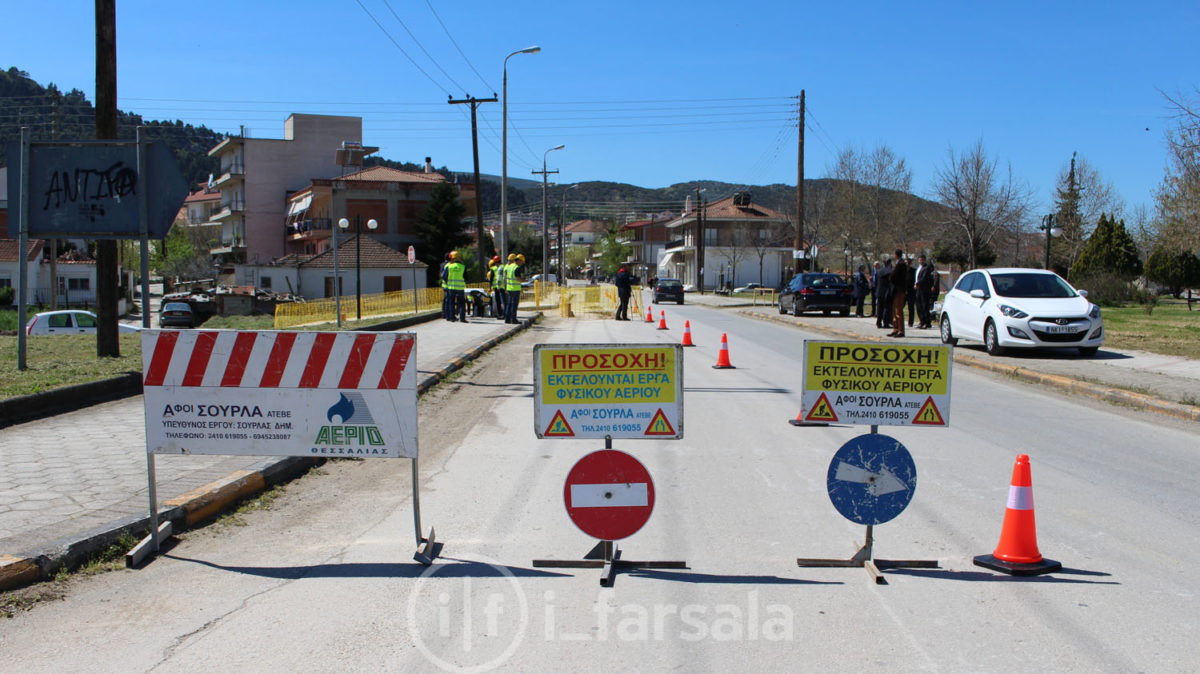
95;0;120;358
50;95;59;310
694;187;706;294
448;94;497;277
532;165;559;275
794;90;805;275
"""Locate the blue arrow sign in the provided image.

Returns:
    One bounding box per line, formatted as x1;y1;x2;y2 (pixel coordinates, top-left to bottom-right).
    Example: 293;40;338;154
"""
826;433;916;526
6;139;189;238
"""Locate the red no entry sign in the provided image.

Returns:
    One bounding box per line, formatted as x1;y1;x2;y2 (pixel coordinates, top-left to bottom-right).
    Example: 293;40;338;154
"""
564;450;655;541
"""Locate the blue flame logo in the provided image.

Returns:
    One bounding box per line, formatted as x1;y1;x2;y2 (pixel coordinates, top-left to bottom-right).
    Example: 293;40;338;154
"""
328;393;355;424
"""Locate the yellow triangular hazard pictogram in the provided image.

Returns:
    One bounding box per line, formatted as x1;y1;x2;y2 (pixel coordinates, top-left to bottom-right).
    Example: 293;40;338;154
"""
544;410;575;437
643;408;677;436
911;396;945;425
805;393;839;423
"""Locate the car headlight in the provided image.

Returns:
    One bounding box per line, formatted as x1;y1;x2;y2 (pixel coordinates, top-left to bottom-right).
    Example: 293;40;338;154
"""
1089;304;1100;320
998;304;1028;319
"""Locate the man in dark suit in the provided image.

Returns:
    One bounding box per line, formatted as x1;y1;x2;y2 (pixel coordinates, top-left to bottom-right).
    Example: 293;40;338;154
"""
906;257;918;328
888;250;908;337
914;254;934;329
874;259;893;329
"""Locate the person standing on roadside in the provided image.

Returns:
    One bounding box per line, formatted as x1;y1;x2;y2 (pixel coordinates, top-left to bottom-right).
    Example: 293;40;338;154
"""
442;250;467;322
888;250;909;337
440;252;453;321
906;257;918;329
487;255;505;320
853;265;870;318
875;259;893;329
869;261;881;318
614;266;633;320
504;253;524;324
914;254;934;329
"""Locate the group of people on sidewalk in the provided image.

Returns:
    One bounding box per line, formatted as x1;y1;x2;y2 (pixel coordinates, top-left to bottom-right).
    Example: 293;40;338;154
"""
440;251;527;325
849;249;941;337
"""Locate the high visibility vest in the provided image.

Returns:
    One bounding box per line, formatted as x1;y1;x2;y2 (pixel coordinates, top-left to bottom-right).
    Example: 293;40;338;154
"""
504;262;522;292
444;261;466;291
490;265;504;290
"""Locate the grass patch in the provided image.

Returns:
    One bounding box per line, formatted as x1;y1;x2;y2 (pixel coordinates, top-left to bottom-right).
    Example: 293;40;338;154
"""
200;313;276;330
0;333;143;399
1100;299;1200;359
211;484;287;529
54;530;140;581
2;583;67;618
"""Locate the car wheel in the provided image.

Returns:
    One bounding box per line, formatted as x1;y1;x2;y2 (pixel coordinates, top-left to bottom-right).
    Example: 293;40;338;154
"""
678;299;684;305
792;299;802;317
839;309;849;317
778;299;787;315
822;309;831;316
653;298;659;304
984;320;1004;356
1078;346;1099;357
939;315;958;345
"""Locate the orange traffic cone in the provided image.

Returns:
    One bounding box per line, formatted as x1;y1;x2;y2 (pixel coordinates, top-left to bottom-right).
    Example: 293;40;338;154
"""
657;311;668;330
712;333;736;369
645;306;654;323
681;320;696;346
973;454;1061;576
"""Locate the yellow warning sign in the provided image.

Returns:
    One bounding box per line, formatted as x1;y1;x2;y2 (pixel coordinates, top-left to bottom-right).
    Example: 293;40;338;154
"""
805;393;840;422
643;408;677;436
911;397;945;426
544;410;575;437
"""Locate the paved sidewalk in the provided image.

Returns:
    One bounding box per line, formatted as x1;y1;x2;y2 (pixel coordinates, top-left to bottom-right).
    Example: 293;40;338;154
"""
0;313;533;566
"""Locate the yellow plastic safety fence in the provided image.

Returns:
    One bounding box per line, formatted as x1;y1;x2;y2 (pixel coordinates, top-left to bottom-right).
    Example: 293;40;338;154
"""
557;285;644;319
273;286;448;329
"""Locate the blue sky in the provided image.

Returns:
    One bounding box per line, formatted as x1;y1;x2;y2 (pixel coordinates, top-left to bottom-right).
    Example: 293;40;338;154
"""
5;0;1197;215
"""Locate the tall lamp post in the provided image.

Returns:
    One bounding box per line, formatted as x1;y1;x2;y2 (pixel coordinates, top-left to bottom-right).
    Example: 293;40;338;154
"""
1041;214;1061;271
559;183;578;282
539;144;565;277
500;45;541;263
332;221;342;328
338;216;379;321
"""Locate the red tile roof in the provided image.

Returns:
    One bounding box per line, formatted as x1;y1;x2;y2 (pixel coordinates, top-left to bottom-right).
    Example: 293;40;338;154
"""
0;238;43;262
565;219;608;234
341;166;448;184
701;196;788;220
271;235;426;269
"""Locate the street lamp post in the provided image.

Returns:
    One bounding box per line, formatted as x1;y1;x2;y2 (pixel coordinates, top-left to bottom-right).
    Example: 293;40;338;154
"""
501;45;541;263
332;221;342;328
1041;214;1062;271
339;216;379;321
560;184;578;283
540;144;565;278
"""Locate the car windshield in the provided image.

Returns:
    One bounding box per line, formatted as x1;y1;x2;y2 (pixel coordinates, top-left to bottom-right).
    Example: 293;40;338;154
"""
162;302;191;312
990;273;1076;298
805;274;844;288
659;280;682;289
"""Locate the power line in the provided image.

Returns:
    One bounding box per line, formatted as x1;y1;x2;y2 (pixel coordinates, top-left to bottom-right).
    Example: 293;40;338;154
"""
425;0;494;93
353;0;452;97
381;0;468;95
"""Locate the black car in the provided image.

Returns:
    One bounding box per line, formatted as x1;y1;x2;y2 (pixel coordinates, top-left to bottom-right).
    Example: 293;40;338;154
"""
653;278;685;304
778;273;853;316
159;301;197;328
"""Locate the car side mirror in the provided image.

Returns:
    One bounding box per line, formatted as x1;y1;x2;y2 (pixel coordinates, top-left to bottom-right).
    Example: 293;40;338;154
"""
1078;289;1088;298
969;289;987;300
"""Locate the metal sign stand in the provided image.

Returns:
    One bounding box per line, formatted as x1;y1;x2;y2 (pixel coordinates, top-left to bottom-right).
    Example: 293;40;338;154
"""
411;455;439;565
533;436;687;587
795;425;938;585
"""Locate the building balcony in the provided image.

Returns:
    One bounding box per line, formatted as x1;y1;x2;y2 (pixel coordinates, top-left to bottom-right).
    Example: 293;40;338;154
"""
209;198;245;222
286;218;333;241
214;162;245;187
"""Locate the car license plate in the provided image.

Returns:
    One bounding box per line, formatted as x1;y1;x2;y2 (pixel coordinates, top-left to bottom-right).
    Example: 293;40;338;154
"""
820;290;836;295
1046;324;1076;334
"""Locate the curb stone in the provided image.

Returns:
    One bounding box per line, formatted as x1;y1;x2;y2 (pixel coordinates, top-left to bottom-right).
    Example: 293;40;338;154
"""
736;309;1200;424
0;313;540;592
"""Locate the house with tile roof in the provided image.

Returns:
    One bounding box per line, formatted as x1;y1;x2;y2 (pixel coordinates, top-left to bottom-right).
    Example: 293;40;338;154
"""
0;238;99;306
661;193;794;291
236;233;427;301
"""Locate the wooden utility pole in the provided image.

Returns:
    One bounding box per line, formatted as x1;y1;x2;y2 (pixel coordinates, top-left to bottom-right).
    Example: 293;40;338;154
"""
794;90;805;274
531;165;559;275
448;95;497;279
50;96;59;309
95;0;120;357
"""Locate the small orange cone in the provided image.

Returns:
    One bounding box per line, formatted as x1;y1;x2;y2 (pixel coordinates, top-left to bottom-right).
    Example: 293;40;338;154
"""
680;320;696;346
974;454;1061;576
788;407;828;427
645;306;654;323
657;311;668;330
712;333;736;369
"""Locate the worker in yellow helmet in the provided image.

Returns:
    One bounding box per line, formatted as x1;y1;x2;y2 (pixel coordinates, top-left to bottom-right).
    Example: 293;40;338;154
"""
487;255;505;319
442;250;466;322
503;253;524;324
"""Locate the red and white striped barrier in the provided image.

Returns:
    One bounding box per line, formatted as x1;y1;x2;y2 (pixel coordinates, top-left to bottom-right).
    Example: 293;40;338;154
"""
141;330;418;459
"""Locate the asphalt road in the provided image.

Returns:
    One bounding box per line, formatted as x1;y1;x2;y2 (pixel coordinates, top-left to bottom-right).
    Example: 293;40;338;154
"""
3;307;1197;672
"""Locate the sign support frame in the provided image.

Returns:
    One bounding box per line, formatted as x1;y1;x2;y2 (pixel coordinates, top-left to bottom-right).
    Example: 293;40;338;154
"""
795;425;939;584
532;436;687;587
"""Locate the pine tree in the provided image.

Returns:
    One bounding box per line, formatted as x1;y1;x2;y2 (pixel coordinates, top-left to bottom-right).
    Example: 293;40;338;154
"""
1071;213;1142;280
1145;246;1200;300
1053;152;1084;271
415;183;471;284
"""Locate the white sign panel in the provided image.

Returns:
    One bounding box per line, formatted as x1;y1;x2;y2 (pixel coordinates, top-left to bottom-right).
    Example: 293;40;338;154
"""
533;343;683;440
141;330;418;458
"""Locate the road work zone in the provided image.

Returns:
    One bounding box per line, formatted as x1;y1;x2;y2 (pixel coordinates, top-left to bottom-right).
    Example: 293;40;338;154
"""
534;344;683;439
801;340;952;427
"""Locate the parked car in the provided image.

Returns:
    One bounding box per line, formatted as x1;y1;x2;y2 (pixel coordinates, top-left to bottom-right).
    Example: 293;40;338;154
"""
733;283;767;293
778;273;853;316
159;302;198;328
653;278;685;304
938;267;1103;357
25;310;141;336
522;273;558;288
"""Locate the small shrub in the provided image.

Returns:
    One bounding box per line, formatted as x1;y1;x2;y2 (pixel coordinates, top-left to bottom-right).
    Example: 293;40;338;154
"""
1073;271;1138;306
0;286;13;306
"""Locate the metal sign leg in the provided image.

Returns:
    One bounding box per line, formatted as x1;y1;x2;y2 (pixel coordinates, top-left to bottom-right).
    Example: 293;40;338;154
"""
411;456;439;566
126;451;173;568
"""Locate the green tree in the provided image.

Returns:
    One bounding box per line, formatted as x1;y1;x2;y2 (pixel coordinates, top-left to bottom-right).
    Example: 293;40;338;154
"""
593;222;632;277
415;183;470;284
155;224;213;283
1071;213;1142;280
1145;245;1200;301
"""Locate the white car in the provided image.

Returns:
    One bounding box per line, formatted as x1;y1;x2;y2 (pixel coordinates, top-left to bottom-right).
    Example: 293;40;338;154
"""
25;310;142;336
938;268;1103;357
